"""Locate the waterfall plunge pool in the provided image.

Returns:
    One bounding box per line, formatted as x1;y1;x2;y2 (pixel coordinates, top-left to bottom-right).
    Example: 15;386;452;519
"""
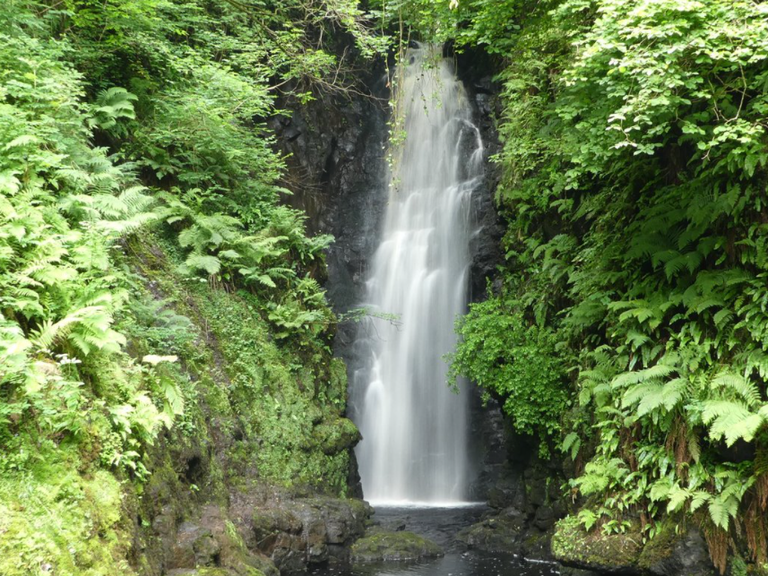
307;506;561;576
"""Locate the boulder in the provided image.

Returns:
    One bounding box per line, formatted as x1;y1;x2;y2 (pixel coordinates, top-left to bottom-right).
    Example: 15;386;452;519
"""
638;523;716;576
456;508;525;554
350;529;443;563
234;493;371;572
551;516;643;575
487;475;526;511
553;515;717;576
165;505;277;576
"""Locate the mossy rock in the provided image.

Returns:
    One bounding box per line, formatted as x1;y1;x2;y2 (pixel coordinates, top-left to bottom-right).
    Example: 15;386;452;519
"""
637;518;715;576
350;530;443;564
552;515;642;574
637;517;686;573
167;569;264;576
312;417;361;455
456;511;525;553
0;453;138;576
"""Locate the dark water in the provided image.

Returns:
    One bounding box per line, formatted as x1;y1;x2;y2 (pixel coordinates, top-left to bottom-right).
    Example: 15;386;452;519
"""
309;506;561;576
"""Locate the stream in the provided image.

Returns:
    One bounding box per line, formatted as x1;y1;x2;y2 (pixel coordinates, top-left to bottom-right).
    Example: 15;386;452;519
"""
337;45;563;576
309;506;561;576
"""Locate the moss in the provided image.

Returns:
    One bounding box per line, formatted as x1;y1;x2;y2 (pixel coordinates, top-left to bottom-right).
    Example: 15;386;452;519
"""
0;447;136;576
0;232;358;574
350;530;443;563
637;517;683;570
127;237;356;494
552;515;642;571
313;417;362;455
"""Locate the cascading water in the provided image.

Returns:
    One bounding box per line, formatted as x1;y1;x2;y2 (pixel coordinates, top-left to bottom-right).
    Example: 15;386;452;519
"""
352;45;484;505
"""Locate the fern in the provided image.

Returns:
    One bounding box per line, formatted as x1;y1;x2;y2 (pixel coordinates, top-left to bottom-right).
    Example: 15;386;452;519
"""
183;253;221;276
710;370;761;407
700;400;764;446
611;363;675;389
622;377;686;417
562;431;581;460
88;87;137;131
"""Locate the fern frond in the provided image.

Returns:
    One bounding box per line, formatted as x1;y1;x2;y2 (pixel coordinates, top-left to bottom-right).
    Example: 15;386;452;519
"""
701;400;764;446
184;253;221;275
623;377;686;416
711;370;761;407
612;363;675;389
29;305;102;350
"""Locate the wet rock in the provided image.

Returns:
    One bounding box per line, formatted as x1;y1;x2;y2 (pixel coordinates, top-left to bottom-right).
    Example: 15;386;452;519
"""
558;568;605;576
316;497;370;545
638;524;715;576
487;475;526;511
232;491;371;573
456;509;525;554
523;468;550;513
552;517;643;575
165;505;278;576
193;529;221;567
350;529;443;563
534;506;556;531
467;396;508;502
247;505;304;573
168;522;213;568
520;528;552;559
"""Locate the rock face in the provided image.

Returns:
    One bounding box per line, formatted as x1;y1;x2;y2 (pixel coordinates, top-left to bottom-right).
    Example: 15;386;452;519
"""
457;424;571;566
350;529;443;564
269;74;389;324
230;489;372;573
638;525;716;576
455;48;506;306
155;504;279;576
138;411;371;575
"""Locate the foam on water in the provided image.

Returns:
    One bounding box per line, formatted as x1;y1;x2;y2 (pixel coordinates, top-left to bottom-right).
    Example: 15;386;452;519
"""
367;501;486;509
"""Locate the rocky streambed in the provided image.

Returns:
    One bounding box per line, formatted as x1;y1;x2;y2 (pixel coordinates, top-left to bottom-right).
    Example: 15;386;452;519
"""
307;505;568;576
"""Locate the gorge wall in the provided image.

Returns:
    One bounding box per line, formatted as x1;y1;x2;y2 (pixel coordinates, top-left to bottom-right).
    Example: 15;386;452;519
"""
4;0;753;574
269;51;510;502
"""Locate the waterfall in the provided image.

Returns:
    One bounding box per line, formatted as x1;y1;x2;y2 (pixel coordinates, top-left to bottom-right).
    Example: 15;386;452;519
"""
352;46;484;505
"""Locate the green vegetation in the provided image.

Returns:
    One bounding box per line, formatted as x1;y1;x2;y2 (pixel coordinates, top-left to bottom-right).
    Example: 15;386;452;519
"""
450;292;567;443
5;0;768;573
0;0;385;573
551;514;642;572
422;0;768;572
0;453;134;576
349;529;443;564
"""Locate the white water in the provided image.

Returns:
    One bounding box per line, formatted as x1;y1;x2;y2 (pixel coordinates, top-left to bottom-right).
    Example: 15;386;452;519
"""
353;46;484;505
